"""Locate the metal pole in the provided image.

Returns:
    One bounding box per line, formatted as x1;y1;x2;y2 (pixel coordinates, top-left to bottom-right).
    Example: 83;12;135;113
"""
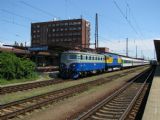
95;13;98;49
136;45;137;58
96;13;98;48
126;38;128;56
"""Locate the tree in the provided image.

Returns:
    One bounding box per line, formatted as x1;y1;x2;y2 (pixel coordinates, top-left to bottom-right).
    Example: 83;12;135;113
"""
0;52;36;80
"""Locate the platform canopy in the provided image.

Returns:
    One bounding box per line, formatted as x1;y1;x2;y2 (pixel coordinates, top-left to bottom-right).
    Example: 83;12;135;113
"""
154;40;160;62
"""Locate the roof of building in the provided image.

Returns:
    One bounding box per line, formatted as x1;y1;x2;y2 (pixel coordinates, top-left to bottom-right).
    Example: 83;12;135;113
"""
154;40;160;62
31;18;89;25
0;47;29;54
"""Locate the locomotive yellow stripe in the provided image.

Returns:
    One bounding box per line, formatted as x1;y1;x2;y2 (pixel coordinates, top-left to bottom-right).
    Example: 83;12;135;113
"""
118;58;122;63
105;57;113;63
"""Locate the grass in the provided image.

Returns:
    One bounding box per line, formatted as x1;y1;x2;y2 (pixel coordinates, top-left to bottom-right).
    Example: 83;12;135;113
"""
0;73;39;86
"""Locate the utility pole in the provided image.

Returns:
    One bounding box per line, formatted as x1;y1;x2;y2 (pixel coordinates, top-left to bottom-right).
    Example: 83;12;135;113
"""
95;13;98;49
136;45;137;58
126;38;128;56
141;50;143;59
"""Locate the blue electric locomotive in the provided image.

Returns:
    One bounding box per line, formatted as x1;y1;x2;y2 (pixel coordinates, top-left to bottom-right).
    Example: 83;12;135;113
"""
59;51;105;79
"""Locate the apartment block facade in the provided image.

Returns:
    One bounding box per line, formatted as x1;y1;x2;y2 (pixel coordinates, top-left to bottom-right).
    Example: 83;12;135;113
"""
31;19;90;48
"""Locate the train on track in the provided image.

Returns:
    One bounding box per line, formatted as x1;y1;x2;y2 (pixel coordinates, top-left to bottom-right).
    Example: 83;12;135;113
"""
59;51;149;79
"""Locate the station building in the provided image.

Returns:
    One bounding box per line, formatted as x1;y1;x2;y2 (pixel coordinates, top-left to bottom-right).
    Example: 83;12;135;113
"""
31;18;90;48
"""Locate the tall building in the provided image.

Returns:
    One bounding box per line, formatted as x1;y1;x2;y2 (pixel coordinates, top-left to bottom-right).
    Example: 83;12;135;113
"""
31;19;90;48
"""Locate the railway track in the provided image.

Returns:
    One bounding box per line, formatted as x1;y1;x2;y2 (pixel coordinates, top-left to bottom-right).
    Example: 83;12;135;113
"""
0;79;64;95
77;67;154;120
0;67;148;120
0;66;145;95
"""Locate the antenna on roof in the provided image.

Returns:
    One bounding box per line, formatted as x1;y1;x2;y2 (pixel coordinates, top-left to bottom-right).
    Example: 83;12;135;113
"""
53;18;57;21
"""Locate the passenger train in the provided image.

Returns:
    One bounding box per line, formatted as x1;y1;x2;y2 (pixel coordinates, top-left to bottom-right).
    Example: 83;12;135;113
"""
59;51;149;79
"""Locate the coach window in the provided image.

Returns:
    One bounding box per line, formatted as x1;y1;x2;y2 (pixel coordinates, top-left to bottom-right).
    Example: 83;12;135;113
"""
80;55;83;60
86;56;88;60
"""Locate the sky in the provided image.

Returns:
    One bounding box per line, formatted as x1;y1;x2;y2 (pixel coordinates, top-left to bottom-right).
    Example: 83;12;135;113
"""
0;0;159;60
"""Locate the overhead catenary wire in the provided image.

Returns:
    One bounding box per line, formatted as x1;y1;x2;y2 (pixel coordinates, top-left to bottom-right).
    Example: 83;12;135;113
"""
113;0;139;36
0;19;27;28
113;0;152;59
19;1;60;19
0;9;35;21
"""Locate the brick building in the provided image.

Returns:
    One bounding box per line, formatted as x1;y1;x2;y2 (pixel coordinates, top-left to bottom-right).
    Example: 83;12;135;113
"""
31;18;90;49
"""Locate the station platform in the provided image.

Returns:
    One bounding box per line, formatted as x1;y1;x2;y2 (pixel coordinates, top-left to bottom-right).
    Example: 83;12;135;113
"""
142;66;160;120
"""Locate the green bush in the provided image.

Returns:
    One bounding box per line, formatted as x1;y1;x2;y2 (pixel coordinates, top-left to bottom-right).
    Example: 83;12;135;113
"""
0;52;36;80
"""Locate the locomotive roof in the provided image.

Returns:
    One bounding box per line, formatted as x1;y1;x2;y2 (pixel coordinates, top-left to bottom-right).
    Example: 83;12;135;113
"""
62;50;104;56
62;50;149;61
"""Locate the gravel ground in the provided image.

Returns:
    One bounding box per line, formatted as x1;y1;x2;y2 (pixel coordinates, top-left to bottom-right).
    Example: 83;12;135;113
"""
13;66;149;120
0;66;147;104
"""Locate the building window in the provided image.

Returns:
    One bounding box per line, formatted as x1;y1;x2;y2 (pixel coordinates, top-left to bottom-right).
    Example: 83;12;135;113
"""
68;38;72;41
77;22;81;25
65;28;68;31
56;28;59;31
33;35;36;38
52;29;55;32
60;28;63;31
64;23;68;26
69;22;73;25
48;34;51;37
78;27;81;30
37;25;40;28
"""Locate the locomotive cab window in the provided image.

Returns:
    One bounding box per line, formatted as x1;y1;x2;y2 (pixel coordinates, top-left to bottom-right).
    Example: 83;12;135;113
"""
69;54;77;59
61;54;68;60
